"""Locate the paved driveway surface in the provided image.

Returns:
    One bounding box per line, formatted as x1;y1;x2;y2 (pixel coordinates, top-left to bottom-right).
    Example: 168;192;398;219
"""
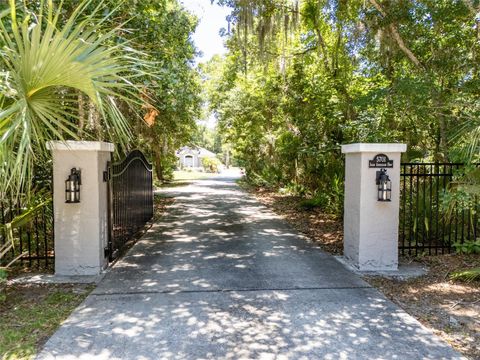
37;174;462;359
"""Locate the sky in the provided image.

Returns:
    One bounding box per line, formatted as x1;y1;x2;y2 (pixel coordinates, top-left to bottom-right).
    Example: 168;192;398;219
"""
180;0;231;128
180;0;231;63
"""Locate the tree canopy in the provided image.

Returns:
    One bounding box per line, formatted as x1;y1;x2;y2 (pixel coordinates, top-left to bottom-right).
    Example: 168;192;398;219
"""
204;0;480;212
0;0;201;193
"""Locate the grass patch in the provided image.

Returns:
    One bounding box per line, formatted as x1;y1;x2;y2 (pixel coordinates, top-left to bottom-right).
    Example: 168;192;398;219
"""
0;283;93;359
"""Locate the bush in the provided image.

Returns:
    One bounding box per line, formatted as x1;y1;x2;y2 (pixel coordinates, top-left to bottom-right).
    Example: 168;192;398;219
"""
244;167;283;189
298;175;343;215
201;156;222;173
300;193;331;211
453;239;480;254
279;183;307;196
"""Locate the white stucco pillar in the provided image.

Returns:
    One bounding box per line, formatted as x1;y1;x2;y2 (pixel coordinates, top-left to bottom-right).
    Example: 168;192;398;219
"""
341;143;407;271
47;141;114;276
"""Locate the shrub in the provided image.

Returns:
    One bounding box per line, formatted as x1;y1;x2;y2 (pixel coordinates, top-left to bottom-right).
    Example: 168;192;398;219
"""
299;175;343;215
279;183;307;196
449;240;480;282
201;157;222;173
453;239;480;254
300;193;331;211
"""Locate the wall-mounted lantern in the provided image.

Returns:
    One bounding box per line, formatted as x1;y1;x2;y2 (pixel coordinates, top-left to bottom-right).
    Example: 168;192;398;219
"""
376;168;391;202
65;168;81;203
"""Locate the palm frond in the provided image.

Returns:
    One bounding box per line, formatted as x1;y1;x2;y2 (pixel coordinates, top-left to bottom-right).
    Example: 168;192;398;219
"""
450;268;480;282
0;0;150;196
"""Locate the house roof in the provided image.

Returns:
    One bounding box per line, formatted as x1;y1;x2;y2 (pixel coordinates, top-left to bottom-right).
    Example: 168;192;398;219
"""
176;146;216;158
197;147;216;157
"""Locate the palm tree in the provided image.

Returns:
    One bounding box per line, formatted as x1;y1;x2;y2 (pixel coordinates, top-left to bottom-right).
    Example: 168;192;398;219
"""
0;0;147;196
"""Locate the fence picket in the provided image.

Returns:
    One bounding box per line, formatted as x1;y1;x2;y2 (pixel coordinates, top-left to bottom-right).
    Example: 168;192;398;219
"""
399;163;479;255
107;150;153;261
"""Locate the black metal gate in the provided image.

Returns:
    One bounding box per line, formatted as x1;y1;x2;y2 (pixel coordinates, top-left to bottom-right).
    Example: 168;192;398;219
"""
399;163;479;256
106;150;153;261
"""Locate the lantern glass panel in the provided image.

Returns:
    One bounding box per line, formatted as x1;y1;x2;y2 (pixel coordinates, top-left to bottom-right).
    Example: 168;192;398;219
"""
65;168;81;203
376;169;392;202
75;184;80;202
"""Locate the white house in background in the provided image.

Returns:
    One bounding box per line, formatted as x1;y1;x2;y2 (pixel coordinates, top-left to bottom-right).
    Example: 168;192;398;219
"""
176;146;217;168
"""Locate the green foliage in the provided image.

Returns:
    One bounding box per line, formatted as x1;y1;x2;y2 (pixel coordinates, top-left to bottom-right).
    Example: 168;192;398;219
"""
201;156;222;173
450;268;480;282
153;152;178;182
0;0;201;193
279;183;307;196
442;165;480;222
299;195;330;211
453;240;480;255
192;124;225;155
121;0;201;183
299;175;343;214
0;0;155;195
205;0;480;215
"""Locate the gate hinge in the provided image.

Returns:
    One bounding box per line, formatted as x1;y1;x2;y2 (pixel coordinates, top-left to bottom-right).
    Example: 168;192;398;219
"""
103;170;110;182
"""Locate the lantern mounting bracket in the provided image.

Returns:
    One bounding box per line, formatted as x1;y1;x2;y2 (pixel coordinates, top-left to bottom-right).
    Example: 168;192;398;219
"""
376;168;387;185
76;169;82;185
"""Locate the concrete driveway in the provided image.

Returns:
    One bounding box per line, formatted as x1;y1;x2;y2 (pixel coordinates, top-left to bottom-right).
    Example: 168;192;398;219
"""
37;173;462;359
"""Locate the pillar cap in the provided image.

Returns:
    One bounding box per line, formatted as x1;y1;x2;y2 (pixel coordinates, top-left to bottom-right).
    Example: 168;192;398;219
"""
341;143;407;154
46;141;114;152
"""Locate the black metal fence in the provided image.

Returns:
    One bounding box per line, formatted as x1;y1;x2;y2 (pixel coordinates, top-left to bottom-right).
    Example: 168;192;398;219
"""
107;150;153;261
399;163;479;256
0;193;54;269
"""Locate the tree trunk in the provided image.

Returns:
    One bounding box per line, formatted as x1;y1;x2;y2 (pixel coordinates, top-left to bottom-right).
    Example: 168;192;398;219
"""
153;146;165;183
435;81;449;162
88;100;101;138
369;0;424;69
225;148;230;168
312;15;331;72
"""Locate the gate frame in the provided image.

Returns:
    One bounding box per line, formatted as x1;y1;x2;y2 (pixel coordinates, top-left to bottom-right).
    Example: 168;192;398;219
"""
105;149;154;262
